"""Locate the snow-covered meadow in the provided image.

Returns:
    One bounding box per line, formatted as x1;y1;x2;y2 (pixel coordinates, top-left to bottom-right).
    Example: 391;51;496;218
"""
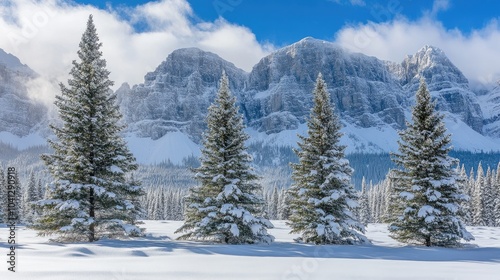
0;221;499;279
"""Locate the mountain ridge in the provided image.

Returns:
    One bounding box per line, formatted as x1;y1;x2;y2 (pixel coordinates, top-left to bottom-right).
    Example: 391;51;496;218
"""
1;39;499;164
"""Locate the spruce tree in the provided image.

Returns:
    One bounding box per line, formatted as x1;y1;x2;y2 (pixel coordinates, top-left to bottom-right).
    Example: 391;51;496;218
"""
358;177;371;225
484;167;495;226
23;171;39;224
494;162;500;226
472;163;485;226
33;15;142;242
278;188;291;220
459;165;471;225
287;73;367;245
388;79;473;247
176;72;273;244
10;170;22;224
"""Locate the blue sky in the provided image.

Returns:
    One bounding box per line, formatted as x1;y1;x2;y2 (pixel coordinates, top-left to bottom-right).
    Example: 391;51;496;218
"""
74;0;500;45
1;0;500;102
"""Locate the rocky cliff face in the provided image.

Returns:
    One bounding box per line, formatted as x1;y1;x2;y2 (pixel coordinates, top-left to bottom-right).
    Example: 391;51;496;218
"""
390;45;483;132
480;85;500;137
0;49;47;137
118;48;247;142
119;38;489;147
244;38;407;133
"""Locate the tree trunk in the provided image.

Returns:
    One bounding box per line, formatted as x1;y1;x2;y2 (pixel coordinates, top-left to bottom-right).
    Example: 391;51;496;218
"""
425;236;431;247
89;187;95;242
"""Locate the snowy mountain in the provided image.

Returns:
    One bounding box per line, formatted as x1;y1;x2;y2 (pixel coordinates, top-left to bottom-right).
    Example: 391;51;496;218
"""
244;37;406;133
118;48;247;144
0;39;499;164
480;85;500;137
0;48;47;146
389;45;483;133
117;38;500;164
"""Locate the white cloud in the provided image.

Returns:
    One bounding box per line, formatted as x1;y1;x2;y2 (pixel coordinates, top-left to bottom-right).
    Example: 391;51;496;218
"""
429;0;450;18
335;17;500;86
0;0;273;103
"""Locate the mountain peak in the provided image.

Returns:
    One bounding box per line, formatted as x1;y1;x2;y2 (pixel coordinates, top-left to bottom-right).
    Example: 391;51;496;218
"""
0;48;35;76
292;37;335;48
415;45;448;59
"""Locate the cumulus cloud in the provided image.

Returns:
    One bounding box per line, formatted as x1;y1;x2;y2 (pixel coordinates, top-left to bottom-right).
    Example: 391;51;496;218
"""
335;17;500;86
0;0;273;103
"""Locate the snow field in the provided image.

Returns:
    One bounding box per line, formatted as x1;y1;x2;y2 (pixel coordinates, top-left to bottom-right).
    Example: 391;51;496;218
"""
0;221;499;279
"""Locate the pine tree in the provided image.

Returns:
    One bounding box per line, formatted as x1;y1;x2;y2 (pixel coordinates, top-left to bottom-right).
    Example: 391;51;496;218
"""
176;72;273;244
459;165;471;225
494;162;500;226
388;79;473;247
484;167;495;226
23;171;39;224
358;177;371;225
472;163;485;226
287;73;367;245
37;179;44;202
278;188;291;220
11;170;22;224
33;15;142;242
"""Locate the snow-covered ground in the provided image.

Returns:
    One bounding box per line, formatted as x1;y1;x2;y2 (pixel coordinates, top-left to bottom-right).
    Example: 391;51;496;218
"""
0;221;499;279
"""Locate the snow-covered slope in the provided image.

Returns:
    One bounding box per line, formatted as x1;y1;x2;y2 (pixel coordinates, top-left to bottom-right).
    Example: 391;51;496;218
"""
1;221;499;279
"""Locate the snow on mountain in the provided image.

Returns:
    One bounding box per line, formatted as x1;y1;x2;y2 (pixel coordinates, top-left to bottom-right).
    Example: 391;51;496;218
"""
391;45;484;133
1;40;499;163
118;48;247;144
125;131;200;165
0;48;36;76
479;85;500;138
0;49;47;145
118;38;499;164
245;37;406;133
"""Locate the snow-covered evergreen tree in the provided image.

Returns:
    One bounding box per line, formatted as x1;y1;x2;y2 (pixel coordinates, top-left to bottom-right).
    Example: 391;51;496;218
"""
176;72;273;244
472;163;485;226
23;171;39;224
388;79;473;247
33;15;142;242
287;73;367;245
10;169;22;224
358;177;371;225
494;163;500;226
37;179;44;203
458;165;472;225
278;188;291;220
484;167;495;226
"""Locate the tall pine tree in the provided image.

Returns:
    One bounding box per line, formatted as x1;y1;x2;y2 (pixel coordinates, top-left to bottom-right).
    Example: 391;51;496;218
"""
33;15;142;242
176;72;273;244
287;73;367;245
494;162;500;226
358;177;371;225
23;171;39;224
388;79;473;247
472;163;485;226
